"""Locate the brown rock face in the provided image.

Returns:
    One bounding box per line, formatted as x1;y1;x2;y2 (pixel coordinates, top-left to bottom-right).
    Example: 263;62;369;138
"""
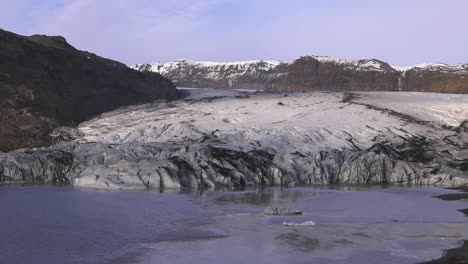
134;57;468;94
402;67;468;93
0;29;180;151
271;57;399;91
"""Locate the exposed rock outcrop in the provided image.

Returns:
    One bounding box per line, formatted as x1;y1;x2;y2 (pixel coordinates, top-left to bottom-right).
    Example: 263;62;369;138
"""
0;28;180;151
133;57;468;93
401;64;468;94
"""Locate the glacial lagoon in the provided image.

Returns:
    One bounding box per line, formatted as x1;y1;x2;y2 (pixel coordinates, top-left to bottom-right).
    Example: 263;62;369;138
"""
1;185;467;264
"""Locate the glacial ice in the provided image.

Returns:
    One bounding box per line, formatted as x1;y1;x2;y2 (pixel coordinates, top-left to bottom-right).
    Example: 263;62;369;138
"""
1;89;467;189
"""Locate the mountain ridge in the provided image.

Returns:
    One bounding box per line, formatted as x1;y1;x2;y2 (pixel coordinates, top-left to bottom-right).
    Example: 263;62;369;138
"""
132;56;468;93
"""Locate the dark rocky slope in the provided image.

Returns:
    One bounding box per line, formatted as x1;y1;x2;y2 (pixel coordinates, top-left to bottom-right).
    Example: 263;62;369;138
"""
0;29;179;151
133;57;468;93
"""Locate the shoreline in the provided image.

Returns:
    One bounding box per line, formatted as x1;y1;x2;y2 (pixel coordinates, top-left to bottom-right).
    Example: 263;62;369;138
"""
425;187;468;264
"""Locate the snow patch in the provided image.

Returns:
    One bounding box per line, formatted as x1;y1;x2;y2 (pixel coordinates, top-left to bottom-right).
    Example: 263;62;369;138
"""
391;63;468;73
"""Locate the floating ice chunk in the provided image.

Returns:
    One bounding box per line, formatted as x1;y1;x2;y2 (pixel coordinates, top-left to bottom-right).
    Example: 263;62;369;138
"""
264;207;302;215
282;221;316;226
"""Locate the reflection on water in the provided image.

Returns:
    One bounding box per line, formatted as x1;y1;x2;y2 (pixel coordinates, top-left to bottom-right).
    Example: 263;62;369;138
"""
212;185;392;207
214;188;317;206
275;232;321;252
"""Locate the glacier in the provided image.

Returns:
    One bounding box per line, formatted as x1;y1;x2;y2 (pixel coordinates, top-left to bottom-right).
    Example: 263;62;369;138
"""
0;88;467;189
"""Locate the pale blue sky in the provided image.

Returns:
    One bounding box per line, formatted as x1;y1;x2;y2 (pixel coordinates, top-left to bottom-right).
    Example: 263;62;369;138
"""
1;0;467;66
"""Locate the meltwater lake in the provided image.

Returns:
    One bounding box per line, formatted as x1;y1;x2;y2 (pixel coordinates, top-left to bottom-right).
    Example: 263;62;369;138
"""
1;185;467;264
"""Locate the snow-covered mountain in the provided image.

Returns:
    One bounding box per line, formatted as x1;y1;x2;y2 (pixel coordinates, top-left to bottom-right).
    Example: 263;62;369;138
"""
133;56;468;93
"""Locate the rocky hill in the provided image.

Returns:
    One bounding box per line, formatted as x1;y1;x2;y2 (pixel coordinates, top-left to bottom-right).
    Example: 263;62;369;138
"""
133;57;468;93
0;29;180;151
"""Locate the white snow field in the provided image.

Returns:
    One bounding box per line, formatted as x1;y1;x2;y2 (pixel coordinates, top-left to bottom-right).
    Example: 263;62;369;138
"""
79;89;466;151
351;92;468;127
